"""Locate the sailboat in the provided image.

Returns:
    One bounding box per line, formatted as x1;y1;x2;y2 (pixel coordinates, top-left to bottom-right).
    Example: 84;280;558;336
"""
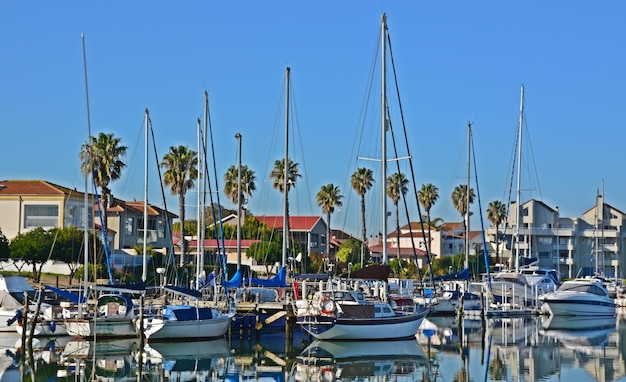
296;14;428;341
138;92;235;341
63;107;151;339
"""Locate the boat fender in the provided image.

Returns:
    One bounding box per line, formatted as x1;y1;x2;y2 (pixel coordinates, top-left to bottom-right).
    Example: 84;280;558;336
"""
49;320;56;333
320;298;335;315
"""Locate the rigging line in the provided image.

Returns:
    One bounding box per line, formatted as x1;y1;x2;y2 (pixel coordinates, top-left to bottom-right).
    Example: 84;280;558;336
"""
387;115;422;282
91;179;114;284
387;31;432;283
289;79;315;215
521;112;544;200
201;108;221;268
340;30;381;233
204;92;228;279
471;128;492;290
148;118;176;273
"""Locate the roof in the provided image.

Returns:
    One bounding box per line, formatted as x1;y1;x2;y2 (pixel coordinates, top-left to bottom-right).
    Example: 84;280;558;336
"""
367;243;427;257
103;198;177;218
0;180;90;198
255;216;323;231
187;239;260;249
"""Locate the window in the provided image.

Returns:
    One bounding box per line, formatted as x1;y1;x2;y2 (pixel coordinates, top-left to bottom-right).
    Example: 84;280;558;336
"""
157;220;166;238
24;205;58;228
125;217;135;236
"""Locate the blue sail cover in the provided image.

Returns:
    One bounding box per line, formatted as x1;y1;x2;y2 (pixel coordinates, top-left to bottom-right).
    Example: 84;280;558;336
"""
44;285;86;304
222;269;242;289
247;266;287;287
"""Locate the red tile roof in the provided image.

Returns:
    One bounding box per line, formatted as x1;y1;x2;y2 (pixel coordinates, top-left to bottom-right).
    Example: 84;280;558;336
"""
0;180;87;197
367;243;427;257
255;216;322;231
187;239;260;249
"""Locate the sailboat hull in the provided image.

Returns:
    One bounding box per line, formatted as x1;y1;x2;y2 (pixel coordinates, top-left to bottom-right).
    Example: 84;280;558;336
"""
297;309;427;340
64;318;137;339
143;314;232;340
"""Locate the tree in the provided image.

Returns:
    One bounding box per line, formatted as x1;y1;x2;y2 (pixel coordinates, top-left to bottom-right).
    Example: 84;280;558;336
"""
0;228;8;259
351;167;374;267
49;226;101;284
487;200;507;265
451;184;476;242
316;183;343;259
223;165;257;206
270;158;300;193
418;183;439;280
335;238;364;266
248;241;282;275
9;227;52;282
80;132;127;231
386;172;409;261
270;157;300;258
162;145;198;266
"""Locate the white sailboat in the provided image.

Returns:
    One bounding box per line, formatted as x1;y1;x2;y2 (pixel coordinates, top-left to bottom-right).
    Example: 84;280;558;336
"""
64;106;151;339
296;14;428;340
138;92;235;341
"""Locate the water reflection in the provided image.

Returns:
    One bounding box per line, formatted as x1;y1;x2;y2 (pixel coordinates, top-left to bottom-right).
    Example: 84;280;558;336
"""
5;311;626;381
294;339;427;381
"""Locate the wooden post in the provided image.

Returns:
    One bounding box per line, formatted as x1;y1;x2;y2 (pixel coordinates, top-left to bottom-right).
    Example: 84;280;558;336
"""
21;291;28;357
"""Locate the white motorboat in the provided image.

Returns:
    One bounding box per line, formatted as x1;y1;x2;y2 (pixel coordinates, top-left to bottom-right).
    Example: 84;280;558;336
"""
539;278;616;316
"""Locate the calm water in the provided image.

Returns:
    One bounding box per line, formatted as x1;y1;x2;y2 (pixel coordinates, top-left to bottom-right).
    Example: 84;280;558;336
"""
3;312;626;381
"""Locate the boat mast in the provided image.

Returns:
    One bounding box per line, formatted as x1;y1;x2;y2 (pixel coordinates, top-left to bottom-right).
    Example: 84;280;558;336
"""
381;13;388;265
81;32;91;314
514;84;524;273
201;94;208;276
465;122;471;270
235;132;242;270
196;117;202;289
142;108;149;282
282;66;290;268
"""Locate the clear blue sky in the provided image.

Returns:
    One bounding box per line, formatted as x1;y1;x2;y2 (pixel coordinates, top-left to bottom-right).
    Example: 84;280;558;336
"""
2;1;625;238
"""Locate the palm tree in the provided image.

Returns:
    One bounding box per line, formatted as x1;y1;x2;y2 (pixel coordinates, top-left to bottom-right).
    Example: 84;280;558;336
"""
418;183;439;270
223;165;257;205
386;172;409;261
269;158;300;193
351;167;374;267
487;200;507;265
270;158;300;260
451;184;476;250
80;132;127;231
161;145;198;266
316;184;343;261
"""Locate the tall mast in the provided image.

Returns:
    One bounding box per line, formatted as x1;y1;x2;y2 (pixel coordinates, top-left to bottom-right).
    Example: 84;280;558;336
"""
465;122;471;270
235;132;242;270
81;33;91;312
199;93;208;279
514;84;524;273
196;118;202;289
381;13;388;265
282;66;290;268
142;108;149;282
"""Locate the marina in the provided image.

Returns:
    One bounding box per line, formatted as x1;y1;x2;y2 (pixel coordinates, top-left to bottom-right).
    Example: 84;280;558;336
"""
3;311;626;381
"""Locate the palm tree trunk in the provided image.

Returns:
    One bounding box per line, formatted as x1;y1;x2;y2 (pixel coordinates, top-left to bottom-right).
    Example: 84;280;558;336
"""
179;194;186;267
360;195;366;267
395;203;400;261
426;211;434;281
326;211;331;261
